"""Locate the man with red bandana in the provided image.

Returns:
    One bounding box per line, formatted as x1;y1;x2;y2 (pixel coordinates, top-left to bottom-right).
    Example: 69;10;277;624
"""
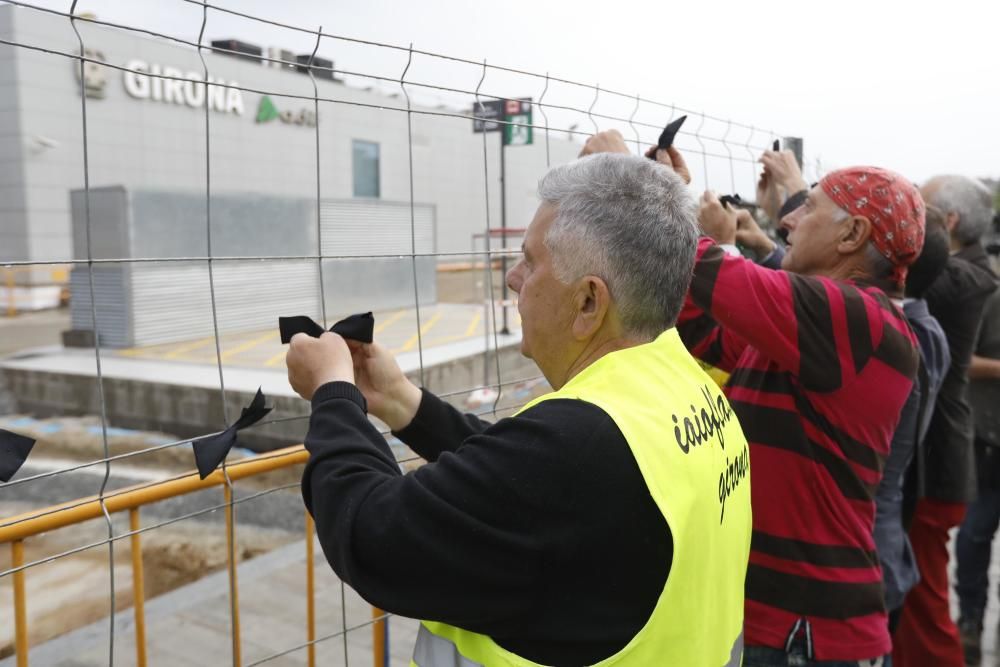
579;130;925;664
681;166;925;665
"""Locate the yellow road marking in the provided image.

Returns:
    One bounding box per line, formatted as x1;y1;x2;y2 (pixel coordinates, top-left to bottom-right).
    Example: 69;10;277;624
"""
115;307;505;368
423;332;473;347
220;331;277;362
463;311;482;337
423;310;518;349
396;310;443;353
265;350;288;368
163;336;219;359
373;309;408;334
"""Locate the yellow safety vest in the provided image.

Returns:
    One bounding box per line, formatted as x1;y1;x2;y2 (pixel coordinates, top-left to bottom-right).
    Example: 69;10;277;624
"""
412;329;752;666
697;358;731;389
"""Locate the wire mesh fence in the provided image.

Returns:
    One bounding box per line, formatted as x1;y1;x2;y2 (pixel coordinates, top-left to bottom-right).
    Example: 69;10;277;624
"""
0;1;803;664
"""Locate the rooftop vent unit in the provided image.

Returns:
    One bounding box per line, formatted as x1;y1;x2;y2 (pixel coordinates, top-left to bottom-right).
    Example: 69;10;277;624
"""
211;39;263;63
295;54;335;80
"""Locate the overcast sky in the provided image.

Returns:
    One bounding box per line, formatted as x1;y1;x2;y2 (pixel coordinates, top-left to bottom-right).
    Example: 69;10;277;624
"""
8;0;999;187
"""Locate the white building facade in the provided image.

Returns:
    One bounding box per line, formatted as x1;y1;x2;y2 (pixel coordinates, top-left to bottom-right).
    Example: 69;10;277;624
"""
1;5;579;314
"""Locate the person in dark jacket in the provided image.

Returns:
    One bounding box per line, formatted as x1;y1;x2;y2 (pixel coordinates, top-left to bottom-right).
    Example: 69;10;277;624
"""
893;175;999;667
286;152;753;666
873;207;951;634
955;283;1000;665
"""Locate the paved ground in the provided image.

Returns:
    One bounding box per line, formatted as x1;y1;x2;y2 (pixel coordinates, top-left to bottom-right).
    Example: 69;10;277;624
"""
0;302;520;371
12;527;1000;666
0;308;68;357
114;302;520;370
2;537;420;667
0;268;519;370
952;529;1000;666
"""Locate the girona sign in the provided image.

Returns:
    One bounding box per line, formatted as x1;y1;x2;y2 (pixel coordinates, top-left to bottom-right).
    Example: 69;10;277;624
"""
122;59;245;115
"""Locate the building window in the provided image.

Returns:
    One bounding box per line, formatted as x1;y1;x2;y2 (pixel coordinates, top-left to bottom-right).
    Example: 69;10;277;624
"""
352;140;380;198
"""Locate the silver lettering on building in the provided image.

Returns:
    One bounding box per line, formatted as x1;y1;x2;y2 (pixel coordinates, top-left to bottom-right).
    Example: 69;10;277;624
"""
123;59;244;115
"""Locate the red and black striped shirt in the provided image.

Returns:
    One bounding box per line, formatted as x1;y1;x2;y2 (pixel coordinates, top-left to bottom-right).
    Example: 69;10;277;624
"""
678;238;918;661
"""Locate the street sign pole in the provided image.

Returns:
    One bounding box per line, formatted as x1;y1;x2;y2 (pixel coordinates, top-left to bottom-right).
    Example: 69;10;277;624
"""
472;97;531;339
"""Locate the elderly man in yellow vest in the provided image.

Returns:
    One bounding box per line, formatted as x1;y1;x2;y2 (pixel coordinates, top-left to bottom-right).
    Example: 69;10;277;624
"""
286;152;752;666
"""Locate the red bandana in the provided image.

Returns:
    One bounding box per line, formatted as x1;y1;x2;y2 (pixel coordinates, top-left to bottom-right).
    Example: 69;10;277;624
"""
819;167;925;288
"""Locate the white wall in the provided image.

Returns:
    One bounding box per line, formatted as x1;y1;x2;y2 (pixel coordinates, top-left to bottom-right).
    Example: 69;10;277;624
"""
2;5;582;274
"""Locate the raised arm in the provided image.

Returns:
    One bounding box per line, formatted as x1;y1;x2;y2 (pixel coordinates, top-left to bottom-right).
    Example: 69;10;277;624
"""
300;384;636;634
392;388;494;462
346;339;489;459
300;385;541;628
686;228;888;392
676;296;751;373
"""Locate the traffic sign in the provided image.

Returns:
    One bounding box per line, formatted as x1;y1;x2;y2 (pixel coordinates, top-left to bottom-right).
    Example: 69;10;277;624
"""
472;99;504;133
472;98;532;144
504;113;532;146
502;98;533;146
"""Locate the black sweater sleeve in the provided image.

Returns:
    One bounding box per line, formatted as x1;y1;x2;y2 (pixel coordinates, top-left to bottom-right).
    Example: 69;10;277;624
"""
302;383;673;665
301;381;672;665
391;388;493;462
301;382;556;630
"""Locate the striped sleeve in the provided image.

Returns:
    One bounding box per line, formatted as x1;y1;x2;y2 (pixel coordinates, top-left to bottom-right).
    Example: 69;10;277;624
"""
687;237;888;392
676;301;750;373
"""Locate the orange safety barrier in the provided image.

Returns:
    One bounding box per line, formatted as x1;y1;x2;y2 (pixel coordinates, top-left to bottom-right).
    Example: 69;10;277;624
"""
1;445;390;667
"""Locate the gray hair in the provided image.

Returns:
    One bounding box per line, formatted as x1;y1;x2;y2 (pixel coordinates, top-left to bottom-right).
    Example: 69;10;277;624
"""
538;153;699;341
924;175;994;246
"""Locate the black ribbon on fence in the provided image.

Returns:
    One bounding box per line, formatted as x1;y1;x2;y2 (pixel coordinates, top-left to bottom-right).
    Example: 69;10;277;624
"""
0;429;36;483
655;115;687;153
192;388;272;480
278;312;375;345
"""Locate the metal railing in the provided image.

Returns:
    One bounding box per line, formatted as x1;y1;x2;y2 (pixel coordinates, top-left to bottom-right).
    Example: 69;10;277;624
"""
0;445;389;667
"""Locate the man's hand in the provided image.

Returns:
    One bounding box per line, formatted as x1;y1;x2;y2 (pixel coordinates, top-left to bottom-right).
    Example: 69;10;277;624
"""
756;169;783;223
286;332;355;401
347;340;422;431
735;209;776;258
968;354;1000;381
698;191;738;245
579;129;631;157
644;144;692;185
759;150;808;196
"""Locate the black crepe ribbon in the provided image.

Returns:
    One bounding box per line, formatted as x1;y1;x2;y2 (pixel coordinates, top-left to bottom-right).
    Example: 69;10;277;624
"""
719;194;743;209
0;429;36;483
650;115;687;158
192;388;272;480
278;312;375;345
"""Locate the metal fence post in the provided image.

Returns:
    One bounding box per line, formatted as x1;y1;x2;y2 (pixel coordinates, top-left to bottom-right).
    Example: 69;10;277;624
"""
305;511;316;667
129;509;147;667
12;540;28;667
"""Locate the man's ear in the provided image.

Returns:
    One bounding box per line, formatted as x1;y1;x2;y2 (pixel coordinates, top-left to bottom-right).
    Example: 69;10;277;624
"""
945;212;960;233
837;215;873;254
572;275;611;340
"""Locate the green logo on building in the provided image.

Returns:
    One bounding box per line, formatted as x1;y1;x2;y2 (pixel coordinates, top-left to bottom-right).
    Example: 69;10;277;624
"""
255;95;317;127
256;95;280;123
